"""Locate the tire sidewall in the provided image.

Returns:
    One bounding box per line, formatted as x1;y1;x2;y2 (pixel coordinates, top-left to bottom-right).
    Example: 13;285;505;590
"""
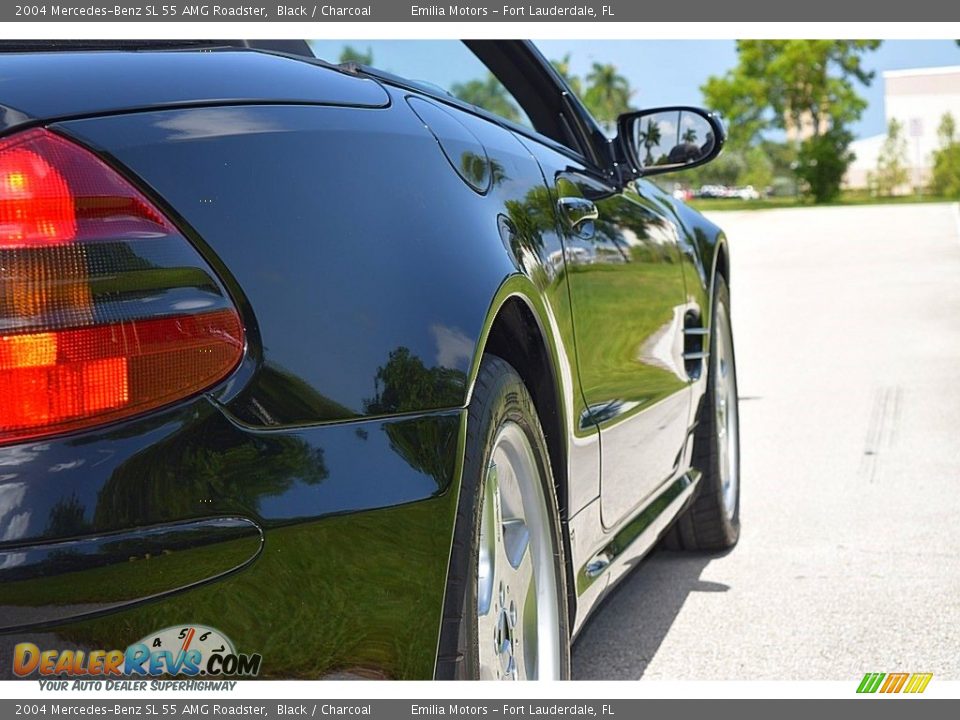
708;276;741;541
443;354;571;680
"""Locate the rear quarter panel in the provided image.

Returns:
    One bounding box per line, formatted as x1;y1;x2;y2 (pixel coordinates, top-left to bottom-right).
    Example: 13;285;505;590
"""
0;81;589;679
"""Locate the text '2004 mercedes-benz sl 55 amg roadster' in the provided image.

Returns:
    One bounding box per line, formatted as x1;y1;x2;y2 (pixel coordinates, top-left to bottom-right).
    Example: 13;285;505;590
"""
0;39;739;680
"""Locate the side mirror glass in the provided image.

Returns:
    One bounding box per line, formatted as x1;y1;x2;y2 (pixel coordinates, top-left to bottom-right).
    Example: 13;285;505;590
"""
617;106;725;177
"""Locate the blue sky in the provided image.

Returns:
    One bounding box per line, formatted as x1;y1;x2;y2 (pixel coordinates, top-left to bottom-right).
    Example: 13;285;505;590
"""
537;40;960;140
310;40;960;141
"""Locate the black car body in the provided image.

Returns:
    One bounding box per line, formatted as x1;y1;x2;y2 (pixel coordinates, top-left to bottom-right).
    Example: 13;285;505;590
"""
0;40;737;679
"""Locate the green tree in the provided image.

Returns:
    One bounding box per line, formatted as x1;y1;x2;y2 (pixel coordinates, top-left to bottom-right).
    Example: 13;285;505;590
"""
931;112;960;198
701;72;768;151
583;62;633;128
451;73;521;123
338;45;373;65
740;145;775;192
871;118;910;196
702;40;881;201
795;128;856;203
639;118;662;165
550;54;582;96
690;151;745;187
760;140;799;178
938;112;957;146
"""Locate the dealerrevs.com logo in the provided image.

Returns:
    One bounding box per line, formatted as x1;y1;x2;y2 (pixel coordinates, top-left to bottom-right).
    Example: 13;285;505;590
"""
13;625;262;680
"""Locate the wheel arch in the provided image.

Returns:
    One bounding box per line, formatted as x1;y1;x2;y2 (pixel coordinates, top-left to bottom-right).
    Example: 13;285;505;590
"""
468;282;570;511
699;226;731;326
465;276;578;627
713;235;730;287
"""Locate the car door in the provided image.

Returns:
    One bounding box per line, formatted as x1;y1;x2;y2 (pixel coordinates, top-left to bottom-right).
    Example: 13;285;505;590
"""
549;165;692;528
488;45;694;530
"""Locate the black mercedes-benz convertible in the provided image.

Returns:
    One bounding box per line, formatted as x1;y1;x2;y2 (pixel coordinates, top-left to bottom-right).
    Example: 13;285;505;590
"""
0;39;739;680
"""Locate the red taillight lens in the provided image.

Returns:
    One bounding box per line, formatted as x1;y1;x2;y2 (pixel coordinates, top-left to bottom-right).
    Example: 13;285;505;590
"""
0;146;76;245
0;129;243;445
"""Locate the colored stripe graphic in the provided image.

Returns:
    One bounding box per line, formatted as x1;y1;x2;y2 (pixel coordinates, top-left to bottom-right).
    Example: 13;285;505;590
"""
880;673;909;693
857;672;932;694
904;673;933;694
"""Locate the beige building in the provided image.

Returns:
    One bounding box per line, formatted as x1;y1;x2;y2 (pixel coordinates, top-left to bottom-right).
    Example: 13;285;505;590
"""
846;66;960;190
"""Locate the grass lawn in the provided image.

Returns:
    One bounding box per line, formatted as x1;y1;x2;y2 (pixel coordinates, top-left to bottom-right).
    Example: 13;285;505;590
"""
27;496;457;679
690;193;956;212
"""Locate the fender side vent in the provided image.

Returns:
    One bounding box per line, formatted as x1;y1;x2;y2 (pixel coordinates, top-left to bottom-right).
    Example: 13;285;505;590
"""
683;312;709;380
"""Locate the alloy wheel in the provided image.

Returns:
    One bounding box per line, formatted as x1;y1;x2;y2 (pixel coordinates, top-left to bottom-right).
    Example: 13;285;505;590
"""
476;421;562;680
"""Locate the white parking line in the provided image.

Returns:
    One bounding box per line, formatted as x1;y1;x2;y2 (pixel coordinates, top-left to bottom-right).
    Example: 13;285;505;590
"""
954;203;960;241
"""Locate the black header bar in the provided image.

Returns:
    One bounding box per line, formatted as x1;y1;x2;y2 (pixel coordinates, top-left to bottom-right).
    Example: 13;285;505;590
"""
1;1;957;22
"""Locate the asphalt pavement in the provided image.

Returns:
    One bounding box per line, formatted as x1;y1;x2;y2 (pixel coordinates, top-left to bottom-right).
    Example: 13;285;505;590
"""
572;202;960;680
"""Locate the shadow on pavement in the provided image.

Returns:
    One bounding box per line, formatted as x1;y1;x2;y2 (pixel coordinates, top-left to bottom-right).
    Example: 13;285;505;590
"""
572;549;729;680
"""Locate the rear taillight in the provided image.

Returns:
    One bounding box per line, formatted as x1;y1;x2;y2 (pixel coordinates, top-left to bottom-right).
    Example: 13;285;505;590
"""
0;128;243;445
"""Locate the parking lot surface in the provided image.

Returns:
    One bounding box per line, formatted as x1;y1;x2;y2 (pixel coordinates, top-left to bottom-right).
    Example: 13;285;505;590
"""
573;202;960;680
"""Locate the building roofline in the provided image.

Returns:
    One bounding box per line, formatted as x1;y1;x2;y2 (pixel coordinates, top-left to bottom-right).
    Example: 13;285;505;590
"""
884;65;960;79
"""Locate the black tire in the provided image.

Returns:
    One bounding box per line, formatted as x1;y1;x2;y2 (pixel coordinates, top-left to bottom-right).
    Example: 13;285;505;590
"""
663;274;741;551
435;354;571;680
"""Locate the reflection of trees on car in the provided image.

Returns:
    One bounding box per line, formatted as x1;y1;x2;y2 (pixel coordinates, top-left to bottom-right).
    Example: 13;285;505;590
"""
458;153;508;191
46;494;90;537
95;422;329;528
364;347;464;490
503;185;561;257
365;347;464;415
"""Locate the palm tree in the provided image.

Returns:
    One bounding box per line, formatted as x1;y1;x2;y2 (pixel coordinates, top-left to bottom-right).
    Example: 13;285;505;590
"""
550;54;582;96
640;119;662;165
682;127;699;144
584;62;633;130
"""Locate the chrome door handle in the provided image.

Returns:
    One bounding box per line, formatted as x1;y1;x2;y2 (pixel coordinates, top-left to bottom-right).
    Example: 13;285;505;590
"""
557;196;598;231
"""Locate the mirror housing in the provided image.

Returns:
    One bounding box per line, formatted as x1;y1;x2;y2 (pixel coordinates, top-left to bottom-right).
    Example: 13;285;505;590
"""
616;106;726;178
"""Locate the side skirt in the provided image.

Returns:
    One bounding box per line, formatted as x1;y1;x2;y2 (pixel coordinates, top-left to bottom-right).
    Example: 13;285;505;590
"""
569;469;702;639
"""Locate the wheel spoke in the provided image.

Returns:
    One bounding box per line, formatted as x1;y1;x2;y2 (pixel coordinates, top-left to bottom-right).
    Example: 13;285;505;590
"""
513;543;537;679
478;461;505;679
475;421;562;681
501;518;529;568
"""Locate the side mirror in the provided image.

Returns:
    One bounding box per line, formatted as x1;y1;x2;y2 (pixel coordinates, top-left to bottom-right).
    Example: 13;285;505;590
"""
616;106;725;177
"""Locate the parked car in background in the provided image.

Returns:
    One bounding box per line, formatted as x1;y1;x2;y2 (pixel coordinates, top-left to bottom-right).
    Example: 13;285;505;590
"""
696;184;763;200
